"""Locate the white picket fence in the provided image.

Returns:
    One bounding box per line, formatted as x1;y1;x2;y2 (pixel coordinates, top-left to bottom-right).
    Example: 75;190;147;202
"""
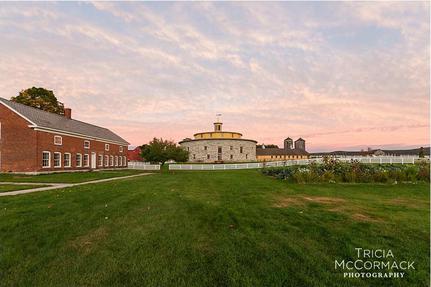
168;157;419;171
127;162;160;170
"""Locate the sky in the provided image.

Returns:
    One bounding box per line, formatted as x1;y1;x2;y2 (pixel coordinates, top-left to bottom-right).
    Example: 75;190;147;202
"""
0;2;429;152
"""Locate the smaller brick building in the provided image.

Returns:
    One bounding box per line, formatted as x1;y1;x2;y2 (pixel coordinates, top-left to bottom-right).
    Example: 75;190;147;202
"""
127;146;144;162
0;97;129;173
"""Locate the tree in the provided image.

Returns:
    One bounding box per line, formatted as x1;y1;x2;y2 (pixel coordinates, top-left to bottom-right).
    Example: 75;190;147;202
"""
140;138;189;166
11;87;64;115
419;147;425;158
257;144;279;148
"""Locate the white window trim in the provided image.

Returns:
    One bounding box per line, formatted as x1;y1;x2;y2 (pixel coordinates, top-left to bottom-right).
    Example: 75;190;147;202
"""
98;154;103;167
105;155;109;167
105;144;110;151
110;155;114;166
53;152;62;168
124;156;127;166
119;156;122;166
84;140;90;149
64;153;71;168
115;156;118;166
42;151;51;168
76;153;82;167
54;135;62;146
119;146;123;153
84;154;90;167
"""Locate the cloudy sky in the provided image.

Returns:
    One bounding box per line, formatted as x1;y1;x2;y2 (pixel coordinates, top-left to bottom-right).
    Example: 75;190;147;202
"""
0;2;429;151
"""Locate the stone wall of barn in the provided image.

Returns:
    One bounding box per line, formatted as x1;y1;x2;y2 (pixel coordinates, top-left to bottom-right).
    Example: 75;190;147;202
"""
180;139;256;163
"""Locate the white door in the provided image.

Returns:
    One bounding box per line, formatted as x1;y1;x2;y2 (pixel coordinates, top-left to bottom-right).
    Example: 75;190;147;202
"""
91;152;97;169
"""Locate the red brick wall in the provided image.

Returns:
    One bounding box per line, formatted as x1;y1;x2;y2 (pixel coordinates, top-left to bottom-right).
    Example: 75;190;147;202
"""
0;104;38;172
128;147;143;161
0;103;128;173
35;131;128;172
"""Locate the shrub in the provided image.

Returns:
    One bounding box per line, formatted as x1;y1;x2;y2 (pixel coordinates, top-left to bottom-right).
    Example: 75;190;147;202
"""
262;160;430;184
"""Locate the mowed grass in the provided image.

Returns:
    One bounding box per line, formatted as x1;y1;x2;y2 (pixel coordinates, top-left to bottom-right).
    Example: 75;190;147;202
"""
0;170;428;287
0;169;148;183
0;184;48;193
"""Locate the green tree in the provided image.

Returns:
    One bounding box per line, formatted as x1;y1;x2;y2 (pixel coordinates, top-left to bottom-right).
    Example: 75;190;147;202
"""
11;87;64;115
419;147;425;158
140;138;189;166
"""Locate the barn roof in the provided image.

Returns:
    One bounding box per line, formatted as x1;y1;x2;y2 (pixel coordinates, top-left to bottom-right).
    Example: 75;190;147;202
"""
0;97;129;145
256;147;309;156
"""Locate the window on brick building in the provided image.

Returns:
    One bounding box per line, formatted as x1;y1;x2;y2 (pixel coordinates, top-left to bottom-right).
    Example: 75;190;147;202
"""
240;147;243;153
110;155;114;166
98;155;103;167
115;156;118;166
54;135;62;146
105;144;110;151
207;154;210;159
230;146;233;151
83;154;89;167
119;146;123;153
76;153;82;167
64;153;71;167
84;140;90;149
42;151;50;168
123;156;127;166
193;154;195;160
204;146;207;151
119;156;122;166
230;154;233;160
105;155;109;167
246;154;248;159
53;152;61;168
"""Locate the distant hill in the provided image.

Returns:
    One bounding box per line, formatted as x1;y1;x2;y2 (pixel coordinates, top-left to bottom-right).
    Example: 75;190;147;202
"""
311;147;430;156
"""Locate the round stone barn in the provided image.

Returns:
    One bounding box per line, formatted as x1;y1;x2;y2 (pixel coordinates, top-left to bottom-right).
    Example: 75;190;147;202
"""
179;122;257;163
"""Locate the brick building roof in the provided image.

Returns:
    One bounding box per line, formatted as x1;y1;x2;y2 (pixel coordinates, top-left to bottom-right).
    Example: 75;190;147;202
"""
0;97;128;145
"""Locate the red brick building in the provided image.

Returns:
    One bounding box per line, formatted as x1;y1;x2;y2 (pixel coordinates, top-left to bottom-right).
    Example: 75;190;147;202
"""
127;146;144;162
0;97;129;173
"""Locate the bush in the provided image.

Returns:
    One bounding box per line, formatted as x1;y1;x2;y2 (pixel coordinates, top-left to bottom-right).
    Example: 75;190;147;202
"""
262;159;430;184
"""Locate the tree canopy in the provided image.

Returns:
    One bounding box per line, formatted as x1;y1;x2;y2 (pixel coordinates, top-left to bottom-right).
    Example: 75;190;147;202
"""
257;144;279;148
419;147;425;158
140;138;189;165
11;87;64;115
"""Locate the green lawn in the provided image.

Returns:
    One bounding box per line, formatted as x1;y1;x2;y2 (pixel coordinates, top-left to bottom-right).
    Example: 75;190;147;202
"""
0;169;148;183
0;170;428;286
0;184;48;193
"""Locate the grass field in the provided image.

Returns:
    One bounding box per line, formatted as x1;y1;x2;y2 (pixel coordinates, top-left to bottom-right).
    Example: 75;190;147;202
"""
0;184;48;193
0;169;147;183
0;170;428;286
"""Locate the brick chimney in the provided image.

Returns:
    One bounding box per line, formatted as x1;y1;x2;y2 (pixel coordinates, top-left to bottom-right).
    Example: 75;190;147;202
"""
64;108;72;119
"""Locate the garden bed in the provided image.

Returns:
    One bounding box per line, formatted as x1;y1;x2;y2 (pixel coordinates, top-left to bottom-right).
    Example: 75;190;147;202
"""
262;158;430;183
